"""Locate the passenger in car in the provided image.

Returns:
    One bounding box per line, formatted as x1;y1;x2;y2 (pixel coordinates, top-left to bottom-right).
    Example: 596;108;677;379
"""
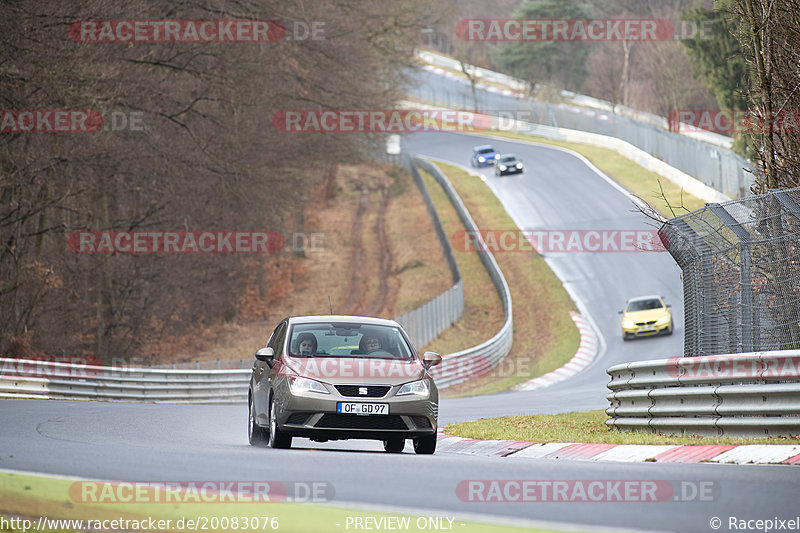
296;332;318;355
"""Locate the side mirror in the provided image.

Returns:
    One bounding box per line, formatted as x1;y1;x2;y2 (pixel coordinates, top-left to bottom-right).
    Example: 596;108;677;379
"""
666;304;672;308
618;310;623;314
422;351;442;370
255;346;275;362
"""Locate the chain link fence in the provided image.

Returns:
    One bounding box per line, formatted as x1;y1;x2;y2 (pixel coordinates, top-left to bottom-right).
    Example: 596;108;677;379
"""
660;186;800;356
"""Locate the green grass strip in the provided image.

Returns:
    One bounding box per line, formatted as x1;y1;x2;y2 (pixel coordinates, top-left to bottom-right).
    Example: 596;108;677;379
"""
445;410;800;445
0;470;574;533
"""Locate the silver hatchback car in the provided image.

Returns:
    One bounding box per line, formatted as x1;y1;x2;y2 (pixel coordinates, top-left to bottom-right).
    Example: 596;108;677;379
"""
248;315;443;454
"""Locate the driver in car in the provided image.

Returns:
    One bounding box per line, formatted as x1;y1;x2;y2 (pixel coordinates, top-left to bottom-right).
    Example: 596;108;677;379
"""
363;336;382;353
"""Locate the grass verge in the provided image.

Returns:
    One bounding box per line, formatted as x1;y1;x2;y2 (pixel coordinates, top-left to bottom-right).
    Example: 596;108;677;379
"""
444;410;800;446
418;164;580;397
0;471;568;533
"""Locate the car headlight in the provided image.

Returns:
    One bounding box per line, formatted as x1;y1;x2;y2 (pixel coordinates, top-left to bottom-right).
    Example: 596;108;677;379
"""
622;320;635;328
396;379;429;398
478;156;485;162
516;163;523;169
288;376;329;395
494;154;499;159
656;315;670;325
499;165;507;171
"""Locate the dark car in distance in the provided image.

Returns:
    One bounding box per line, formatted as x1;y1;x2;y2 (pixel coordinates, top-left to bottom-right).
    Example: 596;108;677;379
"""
248;315;442;454
495;154;524;176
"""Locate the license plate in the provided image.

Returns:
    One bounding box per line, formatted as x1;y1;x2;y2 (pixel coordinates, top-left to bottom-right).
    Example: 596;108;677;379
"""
639;325;655;331
337;402;389;415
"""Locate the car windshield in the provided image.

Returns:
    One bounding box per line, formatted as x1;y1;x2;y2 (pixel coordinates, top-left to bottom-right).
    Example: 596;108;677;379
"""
627;299;663;312
499;156;517;163
288;322;415;360
477;148;495;154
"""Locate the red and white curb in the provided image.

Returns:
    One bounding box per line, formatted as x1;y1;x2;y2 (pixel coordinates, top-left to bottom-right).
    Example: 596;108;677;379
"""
436;431;800;465
514;312;597;391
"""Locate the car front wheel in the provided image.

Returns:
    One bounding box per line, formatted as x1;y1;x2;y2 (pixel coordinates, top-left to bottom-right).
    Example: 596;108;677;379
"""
248;393;268;446
413;434;436;454
269;397;293;449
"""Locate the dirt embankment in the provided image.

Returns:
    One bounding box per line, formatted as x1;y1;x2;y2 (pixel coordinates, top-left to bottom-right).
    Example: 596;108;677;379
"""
146;162;452;365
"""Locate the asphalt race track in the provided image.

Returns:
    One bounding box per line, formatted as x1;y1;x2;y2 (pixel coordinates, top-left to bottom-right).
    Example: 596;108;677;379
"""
1;133;797;533
405;131;683;424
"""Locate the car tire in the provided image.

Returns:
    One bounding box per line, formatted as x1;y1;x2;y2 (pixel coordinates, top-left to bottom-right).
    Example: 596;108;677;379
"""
622;333;631;341
413;434;436;455
383;439;405;453
248;393;268;446
269;397;292;449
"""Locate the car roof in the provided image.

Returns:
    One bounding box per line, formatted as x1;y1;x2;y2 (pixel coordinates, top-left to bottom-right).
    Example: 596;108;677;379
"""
627;295;663;303
473;145;495;151
285;315;402;327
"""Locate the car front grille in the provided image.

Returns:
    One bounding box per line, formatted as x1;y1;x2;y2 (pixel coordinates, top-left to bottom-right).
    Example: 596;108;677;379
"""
334;385;390;398
315;414;408;430
635;320;657;326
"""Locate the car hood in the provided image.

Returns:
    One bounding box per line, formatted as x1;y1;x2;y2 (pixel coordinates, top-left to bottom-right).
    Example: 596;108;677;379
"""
278;356;427;385
623;309;669;321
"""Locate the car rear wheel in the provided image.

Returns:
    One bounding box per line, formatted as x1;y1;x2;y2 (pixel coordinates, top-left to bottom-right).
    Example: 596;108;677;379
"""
413;434;436;454
248;394;268;446
269;398;292;449
383;438;405;453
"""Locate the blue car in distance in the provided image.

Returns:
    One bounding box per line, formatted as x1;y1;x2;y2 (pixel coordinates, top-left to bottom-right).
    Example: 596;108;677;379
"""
470;145;499;167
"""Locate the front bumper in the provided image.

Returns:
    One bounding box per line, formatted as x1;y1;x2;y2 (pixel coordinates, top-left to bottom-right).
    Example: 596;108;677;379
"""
276;388;438;440
622;322;671;337
496;166;523;175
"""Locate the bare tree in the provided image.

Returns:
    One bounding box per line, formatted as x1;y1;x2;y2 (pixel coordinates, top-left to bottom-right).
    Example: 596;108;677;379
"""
0;0;435;359
731;0;800;192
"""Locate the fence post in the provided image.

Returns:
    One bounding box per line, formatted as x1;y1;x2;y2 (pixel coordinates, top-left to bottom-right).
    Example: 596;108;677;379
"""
708;204;753;352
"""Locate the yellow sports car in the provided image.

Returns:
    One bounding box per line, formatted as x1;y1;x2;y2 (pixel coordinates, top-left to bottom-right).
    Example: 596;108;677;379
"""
620;295;673;340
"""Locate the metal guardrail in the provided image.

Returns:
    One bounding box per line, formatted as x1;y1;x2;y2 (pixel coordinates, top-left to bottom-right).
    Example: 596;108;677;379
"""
0;358;248;403
412;157;514;389
606;350;800;437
